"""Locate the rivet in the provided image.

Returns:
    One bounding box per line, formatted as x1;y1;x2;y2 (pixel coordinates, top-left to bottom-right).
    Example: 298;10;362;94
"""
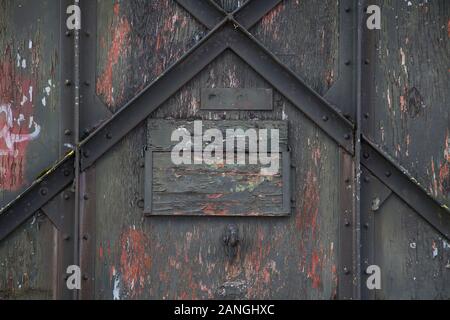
65;79;71;86
345;219;351;227
85;31;90;37
137;199;145;209
385;171;392;177
322;115;329;122
65;31;71;37
40;188;48;196
64;129;72;136
344;134;351;140
83;275;89;281
364;176;370;183
84;81;90;86
64;169;71;177
363;152;370;159
83;194;89;200
364;223;369;229
343;267;351;275
106;132;112;140
83;150;90;158
83;234;89;241
64;193;70;200
63;234;70;241
364;113;370;119
364;59;370;65
345;60;351;66
345;7;351;13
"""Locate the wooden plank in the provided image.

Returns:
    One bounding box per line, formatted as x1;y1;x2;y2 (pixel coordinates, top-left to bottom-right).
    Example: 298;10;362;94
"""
148;152;287;216
147;119;288;151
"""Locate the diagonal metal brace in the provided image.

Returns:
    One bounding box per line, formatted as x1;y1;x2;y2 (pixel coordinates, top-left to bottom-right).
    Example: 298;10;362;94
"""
0;152;75;242
362;137;450;240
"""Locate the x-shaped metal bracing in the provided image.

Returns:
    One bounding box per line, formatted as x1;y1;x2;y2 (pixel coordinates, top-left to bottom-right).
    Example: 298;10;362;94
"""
0;0;449;252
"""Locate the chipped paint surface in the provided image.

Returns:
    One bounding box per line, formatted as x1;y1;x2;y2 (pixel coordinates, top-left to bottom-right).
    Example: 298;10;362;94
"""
0;49;40;190
96;2;131;108
118;227;151;298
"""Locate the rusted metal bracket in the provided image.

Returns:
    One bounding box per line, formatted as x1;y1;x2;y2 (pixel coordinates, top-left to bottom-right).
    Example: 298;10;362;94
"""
362;138;450;240
0;153;75;242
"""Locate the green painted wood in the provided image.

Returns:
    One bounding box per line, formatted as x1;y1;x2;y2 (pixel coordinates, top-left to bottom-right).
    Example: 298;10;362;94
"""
0;215;56;299
373;194;450;299
363;0;450;208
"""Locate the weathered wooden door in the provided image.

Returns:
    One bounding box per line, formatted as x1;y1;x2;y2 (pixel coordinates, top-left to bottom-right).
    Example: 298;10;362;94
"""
0;0;449;300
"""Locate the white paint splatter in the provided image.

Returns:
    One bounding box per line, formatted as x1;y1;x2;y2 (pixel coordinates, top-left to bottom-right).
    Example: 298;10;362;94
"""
20;95;28;106
41;97;46;107
21;59;26;69
29;86;33;102
28;40;33;49
45;86;51;96
17;114;25;126
432;243;438;258
16;53;21;67
29;116;34;129
113;277;121;300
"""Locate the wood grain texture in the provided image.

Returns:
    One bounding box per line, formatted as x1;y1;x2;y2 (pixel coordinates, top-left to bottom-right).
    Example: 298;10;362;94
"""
251;0;339;97
96;0;207;112
0;214;56;299
94;45;341;298
363;0;450;207
374;194;450;299
0;0;61;208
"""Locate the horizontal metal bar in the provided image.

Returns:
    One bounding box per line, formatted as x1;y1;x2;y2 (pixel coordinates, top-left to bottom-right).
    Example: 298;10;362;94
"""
228;22;355;154
175;0;225;29
80;22;230;170
234;0;283;29
361;137;450;240
0;153;75;242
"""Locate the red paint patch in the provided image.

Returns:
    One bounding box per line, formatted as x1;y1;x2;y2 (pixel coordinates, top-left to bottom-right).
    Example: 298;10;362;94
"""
307;250;323;289
447;19;450;38
0;49;38;190
438;131;450;194
96;16;131;108
119;228;152;298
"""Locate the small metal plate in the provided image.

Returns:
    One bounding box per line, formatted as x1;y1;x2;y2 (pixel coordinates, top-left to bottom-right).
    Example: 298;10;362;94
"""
200;88;273;110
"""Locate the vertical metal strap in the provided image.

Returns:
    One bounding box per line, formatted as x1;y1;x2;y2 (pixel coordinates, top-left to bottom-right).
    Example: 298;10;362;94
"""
79;168;96;300
56;0;76;300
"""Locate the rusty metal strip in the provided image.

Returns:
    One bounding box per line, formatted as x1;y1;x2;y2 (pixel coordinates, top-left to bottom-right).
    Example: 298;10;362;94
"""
229;22;355;154
338;149;356;299
362;138;450;240
324;0;356;120
80;21;229;170
233;0;283;29
175;0;225;29
41;186;76;300
360;167;392;300
79;167;96;300
0;153;75;242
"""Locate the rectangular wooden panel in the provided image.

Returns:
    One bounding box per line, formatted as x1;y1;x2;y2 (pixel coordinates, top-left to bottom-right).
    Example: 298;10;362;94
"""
145;120;290;216
201;88;273;110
